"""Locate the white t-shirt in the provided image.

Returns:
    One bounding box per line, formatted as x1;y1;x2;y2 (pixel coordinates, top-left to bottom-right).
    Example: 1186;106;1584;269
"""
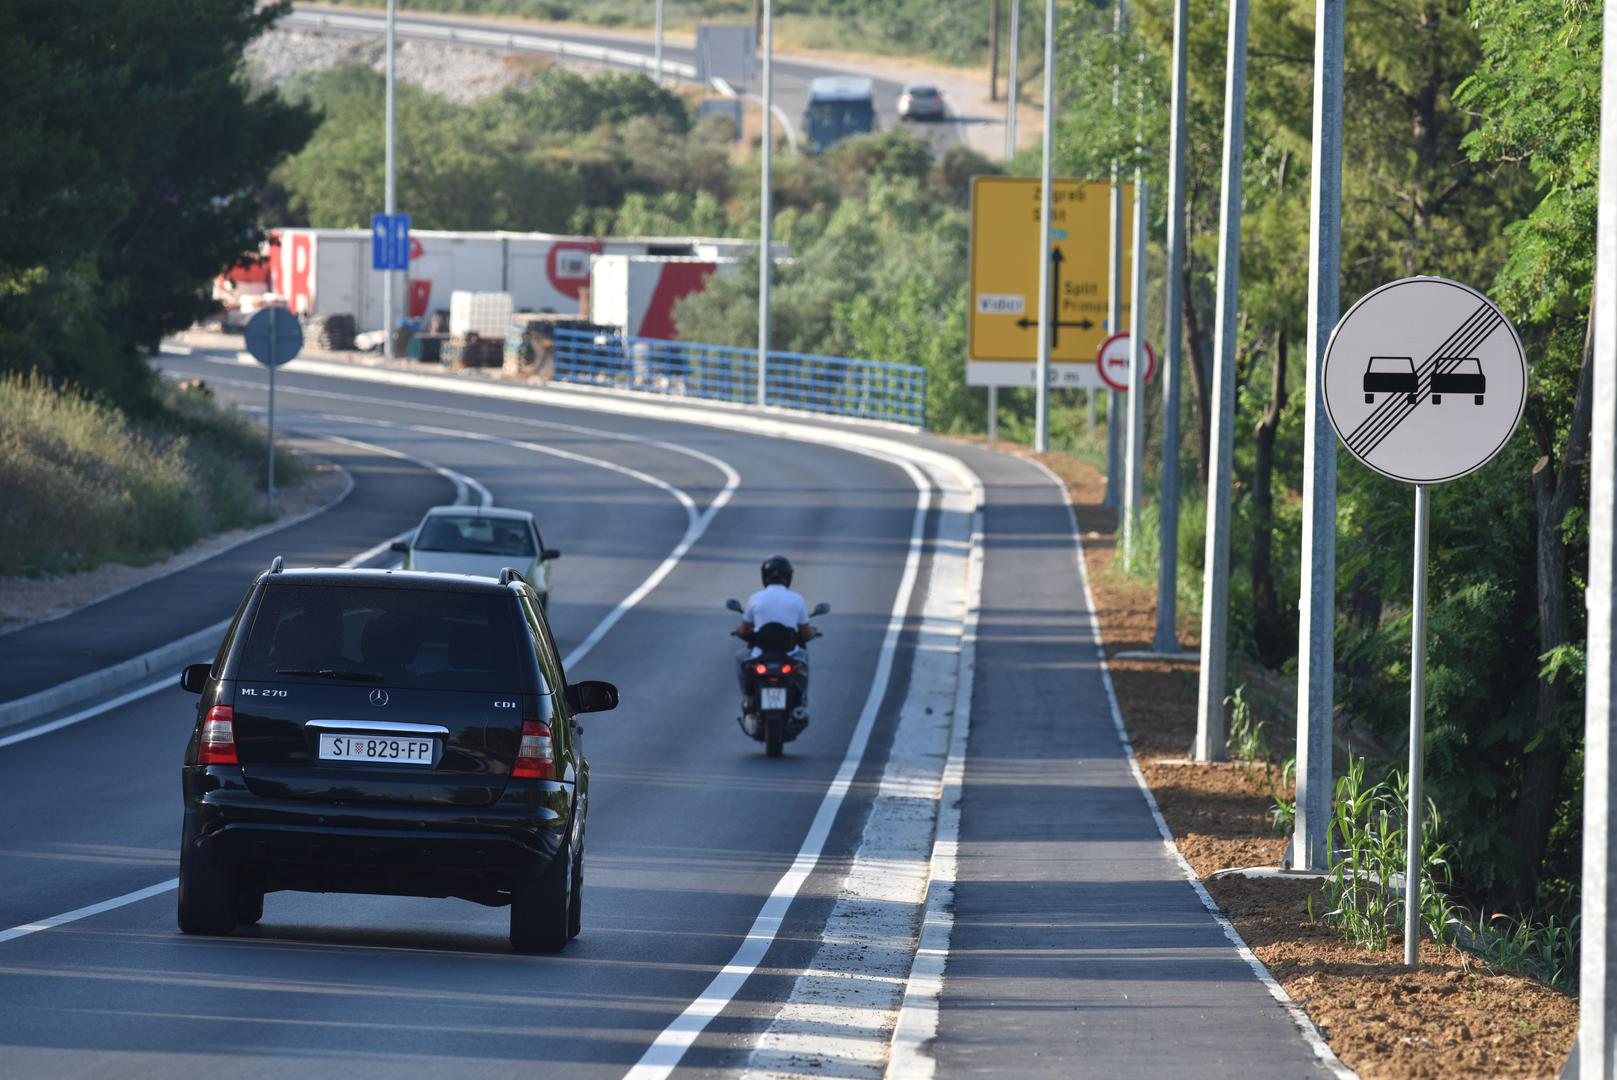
745;583;810;633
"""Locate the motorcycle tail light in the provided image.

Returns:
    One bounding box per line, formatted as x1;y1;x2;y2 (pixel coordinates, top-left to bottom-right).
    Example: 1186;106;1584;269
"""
781;663;793;674
755;663;768;675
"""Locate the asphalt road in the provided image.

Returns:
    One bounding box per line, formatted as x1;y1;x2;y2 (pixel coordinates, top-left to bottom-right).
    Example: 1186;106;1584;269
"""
0;353;935;1076
285;3;972;157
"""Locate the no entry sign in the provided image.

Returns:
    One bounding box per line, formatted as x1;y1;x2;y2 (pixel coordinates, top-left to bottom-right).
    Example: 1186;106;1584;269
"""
1322;276;1526;485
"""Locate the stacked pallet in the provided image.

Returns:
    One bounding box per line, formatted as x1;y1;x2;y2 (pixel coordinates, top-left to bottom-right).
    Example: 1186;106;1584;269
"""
307;313;356;351
441;332;503;370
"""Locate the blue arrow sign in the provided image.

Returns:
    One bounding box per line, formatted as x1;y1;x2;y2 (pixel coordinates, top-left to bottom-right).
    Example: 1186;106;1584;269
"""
371;213;411;271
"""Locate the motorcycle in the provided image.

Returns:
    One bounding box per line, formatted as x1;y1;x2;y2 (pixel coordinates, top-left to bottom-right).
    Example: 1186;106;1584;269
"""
726;598;830;757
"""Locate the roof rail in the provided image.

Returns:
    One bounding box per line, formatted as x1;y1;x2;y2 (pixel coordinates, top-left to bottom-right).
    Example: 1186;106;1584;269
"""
269;556;284;574
499;567;526;586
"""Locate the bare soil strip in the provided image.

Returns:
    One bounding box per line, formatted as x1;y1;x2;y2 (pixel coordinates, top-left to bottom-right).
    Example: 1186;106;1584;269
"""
1021;445;1576;1080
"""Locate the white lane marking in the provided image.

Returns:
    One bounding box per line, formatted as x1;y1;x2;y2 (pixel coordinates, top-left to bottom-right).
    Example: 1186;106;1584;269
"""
886;507;984;1080
742;465;978;1080
290;410;740;669
190;370;741;497
0;674;178;751
0;879;180;944
1023;456;1357;1080
0;412;737;945
625;455;932;1080
0;433;483;749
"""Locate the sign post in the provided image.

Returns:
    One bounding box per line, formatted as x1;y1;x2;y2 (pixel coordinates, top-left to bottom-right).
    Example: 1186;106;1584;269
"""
242;308;304;511
967;176;1131;391
1321;275;1526;969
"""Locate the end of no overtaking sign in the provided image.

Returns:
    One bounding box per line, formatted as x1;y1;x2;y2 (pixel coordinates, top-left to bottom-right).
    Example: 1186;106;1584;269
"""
1321;276;1525;485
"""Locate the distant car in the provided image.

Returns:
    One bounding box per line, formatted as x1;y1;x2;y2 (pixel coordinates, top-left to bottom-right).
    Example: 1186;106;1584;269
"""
1431;357;1485;405
392;506;560;607
898;83;947;121
1363;355;1417;405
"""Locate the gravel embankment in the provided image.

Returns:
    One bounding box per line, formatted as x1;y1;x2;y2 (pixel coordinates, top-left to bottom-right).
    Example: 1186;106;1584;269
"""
247;29;531;103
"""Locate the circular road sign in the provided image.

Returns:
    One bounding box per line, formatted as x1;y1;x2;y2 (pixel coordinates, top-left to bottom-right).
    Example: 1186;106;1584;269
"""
1095;331;1156;393
1322;276;1525;485
243;307;303;368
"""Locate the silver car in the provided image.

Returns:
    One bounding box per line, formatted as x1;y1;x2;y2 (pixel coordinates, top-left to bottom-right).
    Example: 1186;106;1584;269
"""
392;506;560;607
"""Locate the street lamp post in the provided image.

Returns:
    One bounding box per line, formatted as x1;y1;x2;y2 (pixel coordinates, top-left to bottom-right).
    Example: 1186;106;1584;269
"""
382;0;397;361
757;0;773;408
1032;0;1057;453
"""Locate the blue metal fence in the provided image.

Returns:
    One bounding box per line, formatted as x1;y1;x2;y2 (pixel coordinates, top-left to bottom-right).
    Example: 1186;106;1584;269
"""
551;329;928;429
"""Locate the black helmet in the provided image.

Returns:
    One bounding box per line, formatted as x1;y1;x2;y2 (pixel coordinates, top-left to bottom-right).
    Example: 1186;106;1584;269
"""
761;554;794;587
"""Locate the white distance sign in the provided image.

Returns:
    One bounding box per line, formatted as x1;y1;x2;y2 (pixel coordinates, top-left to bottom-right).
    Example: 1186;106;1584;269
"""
1322;276;1526;485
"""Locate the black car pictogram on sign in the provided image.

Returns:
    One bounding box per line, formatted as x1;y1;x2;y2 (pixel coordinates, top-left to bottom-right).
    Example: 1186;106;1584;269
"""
1363;356;1417;405
1431;357;1485;405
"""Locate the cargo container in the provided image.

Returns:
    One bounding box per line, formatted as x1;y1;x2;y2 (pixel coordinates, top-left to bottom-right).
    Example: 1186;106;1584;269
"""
264;229;772;334
588;255;734;339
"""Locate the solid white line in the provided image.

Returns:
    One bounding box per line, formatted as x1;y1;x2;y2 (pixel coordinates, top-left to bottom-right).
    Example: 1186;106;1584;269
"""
0;673;180;751
0;879;180;944
625;455;932;1080
886;506;984;1079
1023;456;1358;1080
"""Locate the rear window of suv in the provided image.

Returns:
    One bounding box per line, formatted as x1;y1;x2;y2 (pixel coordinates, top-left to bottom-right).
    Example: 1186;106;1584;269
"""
237;584;535;693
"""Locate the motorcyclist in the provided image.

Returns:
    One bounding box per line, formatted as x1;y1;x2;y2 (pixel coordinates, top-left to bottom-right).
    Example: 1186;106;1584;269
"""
734;554;818;721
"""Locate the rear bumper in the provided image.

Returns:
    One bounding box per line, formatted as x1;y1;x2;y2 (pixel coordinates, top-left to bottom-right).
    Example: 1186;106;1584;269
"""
182;765;575;903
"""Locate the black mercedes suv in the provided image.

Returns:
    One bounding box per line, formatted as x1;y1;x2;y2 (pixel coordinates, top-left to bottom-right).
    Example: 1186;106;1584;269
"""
176;561;617;952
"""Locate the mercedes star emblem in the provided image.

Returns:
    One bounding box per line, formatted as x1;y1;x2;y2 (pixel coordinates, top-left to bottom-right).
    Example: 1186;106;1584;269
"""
369;688;389;707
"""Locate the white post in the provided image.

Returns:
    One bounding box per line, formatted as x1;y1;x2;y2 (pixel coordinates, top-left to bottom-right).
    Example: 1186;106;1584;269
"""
1122;178;1148;564
382;0;397;361
1404;483;1431;968
1193;0;1248;762
654;0;665;84
1032;0;1057;453
1153;0;1189;653
1580;0;1617;1068
1103;0;1125;509
988;385;999;443
266;333;277;510
757;0;773;408
1005;0;1021;159
1292;0;1345;873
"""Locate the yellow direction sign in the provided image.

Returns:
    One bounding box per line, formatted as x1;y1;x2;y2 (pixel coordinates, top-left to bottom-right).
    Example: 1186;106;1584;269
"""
968;176;1132;383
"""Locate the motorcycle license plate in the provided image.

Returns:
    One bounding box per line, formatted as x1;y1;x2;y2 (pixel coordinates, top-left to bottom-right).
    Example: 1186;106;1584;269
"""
761;687;788;711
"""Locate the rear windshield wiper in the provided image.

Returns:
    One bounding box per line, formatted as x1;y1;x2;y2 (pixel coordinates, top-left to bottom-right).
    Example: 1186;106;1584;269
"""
273;668;385;683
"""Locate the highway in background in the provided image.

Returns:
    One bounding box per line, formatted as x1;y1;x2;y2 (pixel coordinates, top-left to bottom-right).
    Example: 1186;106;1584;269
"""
284;3;981;157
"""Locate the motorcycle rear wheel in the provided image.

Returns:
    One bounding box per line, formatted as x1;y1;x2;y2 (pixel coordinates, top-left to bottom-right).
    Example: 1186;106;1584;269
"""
765;713;784;757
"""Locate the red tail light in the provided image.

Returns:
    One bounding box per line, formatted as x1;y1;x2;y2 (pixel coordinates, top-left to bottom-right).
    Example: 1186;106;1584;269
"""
755;663;768;675
198;705;237;765
513;720;554;779
781;663;793;674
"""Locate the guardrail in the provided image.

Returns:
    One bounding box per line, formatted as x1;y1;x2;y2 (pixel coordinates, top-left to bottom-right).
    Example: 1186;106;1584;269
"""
551;329;928;429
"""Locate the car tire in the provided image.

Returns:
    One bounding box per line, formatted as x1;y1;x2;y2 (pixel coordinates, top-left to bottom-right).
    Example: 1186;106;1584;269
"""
177;825;239;936
236;888;265;926
510;841;573;953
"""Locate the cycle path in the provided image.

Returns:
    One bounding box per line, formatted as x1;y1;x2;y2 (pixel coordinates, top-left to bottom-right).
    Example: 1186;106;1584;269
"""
930;443;1334;1077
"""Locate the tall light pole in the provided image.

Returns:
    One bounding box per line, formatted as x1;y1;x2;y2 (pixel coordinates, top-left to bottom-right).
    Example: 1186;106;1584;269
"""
756;0;773;408
382;0;397;361
1122;178;1148;564
1032;0;1057;452
654;0;665;84
1005;0;1021;159
1152;0;1189;653
1193;0;1248;762
1103;0;1125;509
1292;0;1345;873
1580;0;1617;1068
